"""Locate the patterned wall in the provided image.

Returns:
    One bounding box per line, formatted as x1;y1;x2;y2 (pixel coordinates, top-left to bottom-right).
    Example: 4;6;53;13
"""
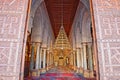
92;0;120;80
0;0;28;80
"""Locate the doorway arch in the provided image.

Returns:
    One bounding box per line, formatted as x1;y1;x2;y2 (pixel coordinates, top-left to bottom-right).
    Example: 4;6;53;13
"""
22;0;99;80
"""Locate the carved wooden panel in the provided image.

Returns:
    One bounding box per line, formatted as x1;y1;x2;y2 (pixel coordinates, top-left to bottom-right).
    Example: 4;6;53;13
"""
92;0;120;80
0;0;28;80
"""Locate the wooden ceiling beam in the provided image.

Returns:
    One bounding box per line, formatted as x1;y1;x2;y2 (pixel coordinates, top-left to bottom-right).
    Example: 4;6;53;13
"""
44;0;79;37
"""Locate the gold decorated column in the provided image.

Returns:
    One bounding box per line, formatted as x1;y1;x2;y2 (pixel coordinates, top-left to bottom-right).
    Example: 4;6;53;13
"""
73;51;76;67
49;52;52;65
70;53;74;65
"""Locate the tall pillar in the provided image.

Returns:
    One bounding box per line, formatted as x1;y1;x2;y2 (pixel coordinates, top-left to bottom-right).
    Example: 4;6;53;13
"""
82;43;89;78
49;53;51;65
72;53;74;66
35;43;40;69
30;43;35;70
39;47;42;69
82;43;87;70
73;51;76;67
80;48;84;68
39;46;42;69
43;48;47;68
50;52;53;65
88;43;94;77
88;43;93;71
51;54;53;65
79;48;81;67
70;53;74;65
79;48;84;74
47;50;50;66
76;48;80;68
52;55;54;64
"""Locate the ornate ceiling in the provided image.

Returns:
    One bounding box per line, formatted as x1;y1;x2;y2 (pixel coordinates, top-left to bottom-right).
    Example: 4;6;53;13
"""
44;0;79;37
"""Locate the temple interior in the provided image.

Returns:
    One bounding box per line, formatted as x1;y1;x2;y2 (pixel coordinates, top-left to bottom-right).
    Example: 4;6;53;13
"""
24;0;97;80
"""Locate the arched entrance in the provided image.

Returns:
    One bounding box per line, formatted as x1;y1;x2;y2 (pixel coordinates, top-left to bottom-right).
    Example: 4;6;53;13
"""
23;0;99;80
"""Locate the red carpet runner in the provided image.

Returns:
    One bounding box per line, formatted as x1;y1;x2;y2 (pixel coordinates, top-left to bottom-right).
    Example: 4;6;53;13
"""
24;66;96;80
